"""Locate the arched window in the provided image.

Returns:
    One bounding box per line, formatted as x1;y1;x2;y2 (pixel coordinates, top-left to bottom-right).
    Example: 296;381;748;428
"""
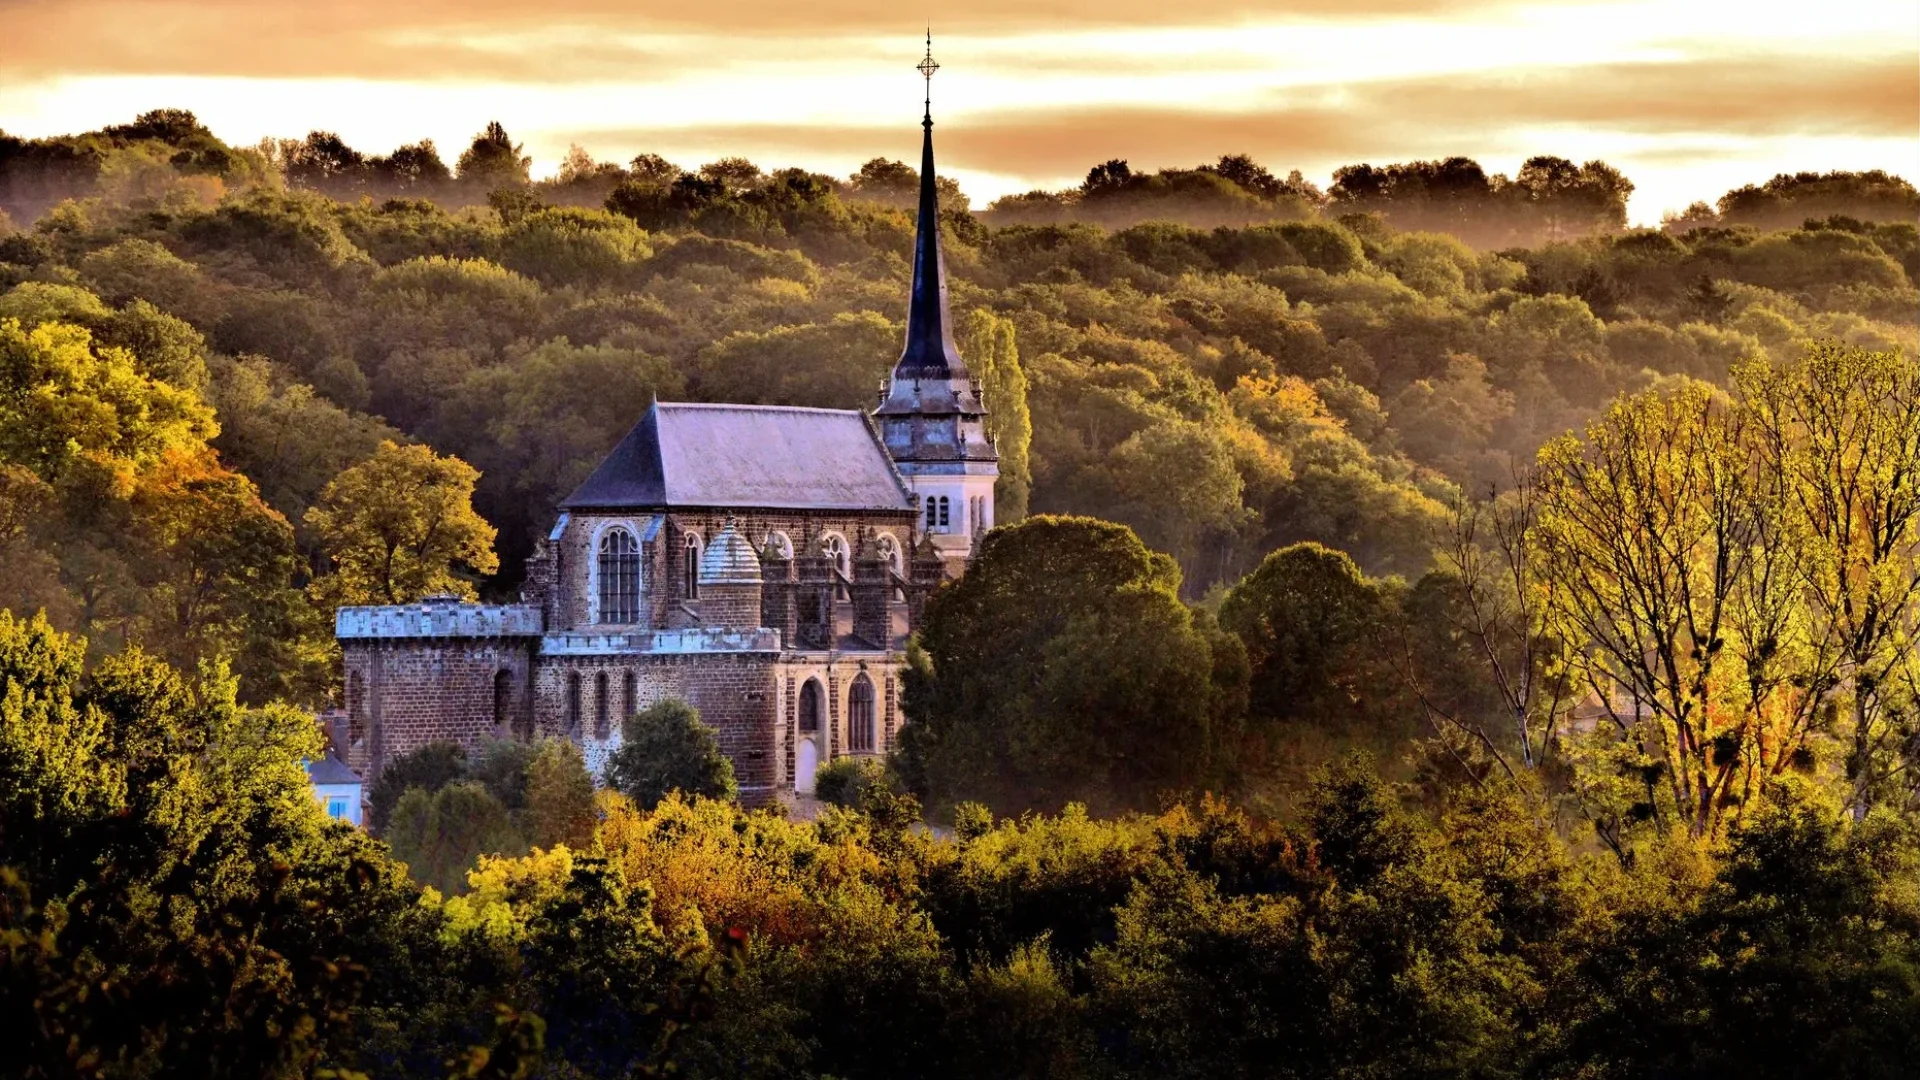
493;669;513;732
683;531;702;600
823;533;850;600
597;527;640;624
877;534;904;599
847;675;875;753
593;671;610;740
798;679;822;734
566;672;583;735
622;670;637;726
925;498;938;529
938;496;950;529
765;531;794;560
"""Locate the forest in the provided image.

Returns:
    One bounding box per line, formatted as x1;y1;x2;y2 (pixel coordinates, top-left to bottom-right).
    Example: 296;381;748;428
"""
2;110;1919;1078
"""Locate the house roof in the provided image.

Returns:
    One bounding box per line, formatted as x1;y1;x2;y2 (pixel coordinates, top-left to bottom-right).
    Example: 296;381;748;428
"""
305;754;362;786
561;402;914;512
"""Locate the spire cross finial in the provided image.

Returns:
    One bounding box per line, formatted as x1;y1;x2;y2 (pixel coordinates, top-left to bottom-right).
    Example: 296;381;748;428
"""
917;30;939;124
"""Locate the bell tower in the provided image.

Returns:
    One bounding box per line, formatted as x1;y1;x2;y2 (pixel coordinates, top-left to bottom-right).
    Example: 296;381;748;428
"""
873;34;997;575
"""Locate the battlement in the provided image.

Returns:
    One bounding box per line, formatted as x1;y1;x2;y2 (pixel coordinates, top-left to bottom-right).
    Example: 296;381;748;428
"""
540;627;783;656
336;598;544;640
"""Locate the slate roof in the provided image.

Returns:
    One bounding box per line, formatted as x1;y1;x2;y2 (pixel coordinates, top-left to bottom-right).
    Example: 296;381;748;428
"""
305;754;362;786
562;402;914;512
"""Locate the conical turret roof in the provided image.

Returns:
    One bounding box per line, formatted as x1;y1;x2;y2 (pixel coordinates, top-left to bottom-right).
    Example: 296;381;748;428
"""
699;518;763;585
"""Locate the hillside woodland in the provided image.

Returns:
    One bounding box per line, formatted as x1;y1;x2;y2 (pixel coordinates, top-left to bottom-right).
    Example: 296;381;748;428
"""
2;112;1918;1078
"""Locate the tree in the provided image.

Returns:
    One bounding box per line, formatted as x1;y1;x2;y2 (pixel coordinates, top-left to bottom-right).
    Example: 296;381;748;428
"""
367;139;451;190
1533;382;1812;842
455;121;530;188
899;516;1241;814
387;780;522;894
693;312;895;410
627;152;679;183
525;738;598;849
126;451;325;703
305;440;499;606
1219;542;1388;729
1737;344;1920;814
0;317;214;485
604;699;737;810
285;131;366;191
962;308;1033;522
366;738;467;834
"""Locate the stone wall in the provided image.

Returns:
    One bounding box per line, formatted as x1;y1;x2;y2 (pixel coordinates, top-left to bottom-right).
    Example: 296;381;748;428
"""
341;638;537;780
535;650;782;803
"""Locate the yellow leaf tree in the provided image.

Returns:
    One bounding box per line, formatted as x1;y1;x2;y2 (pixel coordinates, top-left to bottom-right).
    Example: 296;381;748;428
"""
306;440;499;606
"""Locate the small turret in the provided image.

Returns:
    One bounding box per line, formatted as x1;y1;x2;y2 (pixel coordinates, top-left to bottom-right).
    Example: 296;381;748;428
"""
697;517;763;630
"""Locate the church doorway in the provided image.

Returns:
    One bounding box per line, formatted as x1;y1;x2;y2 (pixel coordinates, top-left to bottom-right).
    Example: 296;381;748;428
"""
796;678;824;794
796;736;819;795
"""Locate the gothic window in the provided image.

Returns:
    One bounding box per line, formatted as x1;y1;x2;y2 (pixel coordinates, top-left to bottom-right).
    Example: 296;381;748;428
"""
683;532;702;600
622;670;637;726
938;496;950;529
848;675;875;753
597;527;640;624
593;671;610;740
823;533;850;600
878;534;903;599
566;672;583;735
765;531;794;560
925;498;938;529
798;679;822;735
493;670;513;733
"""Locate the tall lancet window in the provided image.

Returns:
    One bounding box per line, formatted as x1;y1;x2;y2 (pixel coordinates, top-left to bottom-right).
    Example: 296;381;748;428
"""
848;675;876;753
598;527;640;624
684;532;702;600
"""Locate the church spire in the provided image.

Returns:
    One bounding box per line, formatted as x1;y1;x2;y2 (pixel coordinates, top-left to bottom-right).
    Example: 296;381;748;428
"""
894;32;967;384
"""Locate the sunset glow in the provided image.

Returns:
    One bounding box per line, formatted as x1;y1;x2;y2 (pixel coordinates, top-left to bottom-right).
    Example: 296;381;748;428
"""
3;0;1916;222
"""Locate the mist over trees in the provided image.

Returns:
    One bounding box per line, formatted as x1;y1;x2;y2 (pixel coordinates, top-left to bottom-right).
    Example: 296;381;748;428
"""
1;110;1914;704
1;109;1917;1077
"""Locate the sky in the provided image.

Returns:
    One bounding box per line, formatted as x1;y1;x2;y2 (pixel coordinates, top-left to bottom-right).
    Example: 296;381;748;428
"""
1;0;1916;224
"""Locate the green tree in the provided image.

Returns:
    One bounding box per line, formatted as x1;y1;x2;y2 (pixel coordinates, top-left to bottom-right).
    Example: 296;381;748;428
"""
1737;344;1920;814
305;440;499;606
693;312;896;409
456;121;531;189
1219;542;1389;728
604;698;738;810
365;738;467;834
387;780;523;894
525;738;598;849
962;307;1033;522
899;516;1241;814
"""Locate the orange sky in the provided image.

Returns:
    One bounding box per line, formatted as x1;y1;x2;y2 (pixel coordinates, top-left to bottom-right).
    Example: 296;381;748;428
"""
1;0;1915;222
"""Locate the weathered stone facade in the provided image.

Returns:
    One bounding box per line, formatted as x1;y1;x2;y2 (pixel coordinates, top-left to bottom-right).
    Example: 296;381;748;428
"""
334;107;991;806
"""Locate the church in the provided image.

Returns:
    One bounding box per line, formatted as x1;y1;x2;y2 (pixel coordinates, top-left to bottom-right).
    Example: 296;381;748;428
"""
334;61;995;806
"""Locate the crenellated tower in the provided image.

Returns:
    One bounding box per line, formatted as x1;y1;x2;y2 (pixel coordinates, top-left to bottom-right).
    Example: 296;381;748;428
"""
873;34;998;575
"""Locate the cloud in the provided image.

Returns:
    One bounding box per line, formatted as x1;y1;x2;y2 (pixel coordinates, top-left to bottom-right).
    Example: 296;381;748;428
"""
1366;55;1919;139
556;53;1918;184
0;0;1506;80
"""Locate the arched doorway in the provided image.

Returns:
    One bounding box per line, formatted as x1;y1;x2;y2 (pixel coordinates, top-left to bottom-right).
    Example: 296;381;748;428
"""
796;678;824;794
